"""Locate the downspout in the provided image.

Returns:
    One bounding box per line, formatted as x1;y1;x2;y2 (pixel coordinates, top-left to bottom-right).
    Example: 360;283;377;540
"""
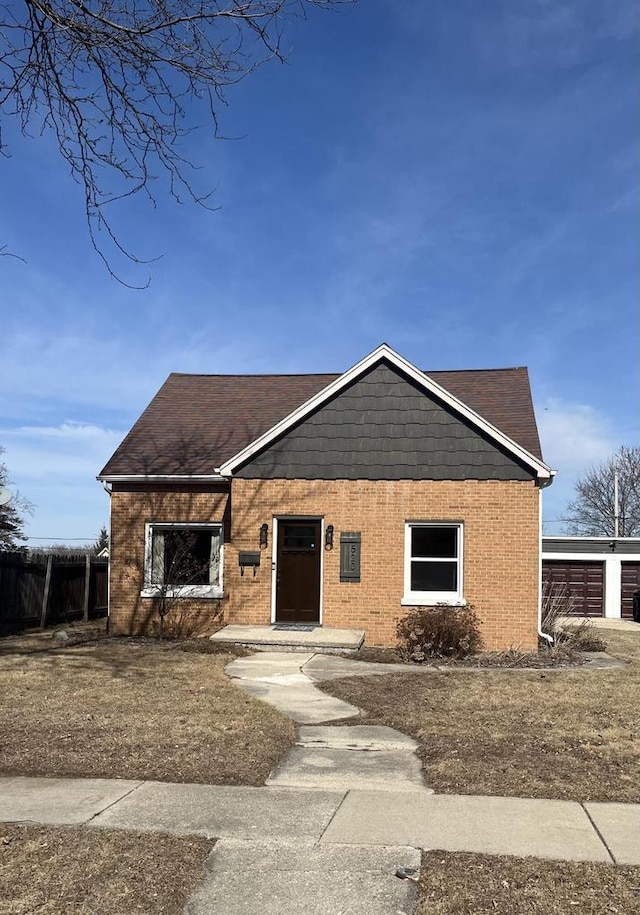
102;481;112;634
538;476;555;645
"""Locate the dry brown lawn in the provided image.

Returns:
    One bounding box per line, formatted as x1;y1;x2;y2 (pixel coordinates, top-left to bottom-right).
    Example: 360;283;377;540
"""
321;631;640;802
0;824;212;915
0;628;295;785
417;851;640;914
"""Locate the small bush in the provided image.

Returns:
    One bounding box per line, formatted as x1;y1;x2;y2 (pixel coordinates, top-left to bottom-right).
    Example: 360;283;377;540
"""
540;582;607;653
149;604;224;640
396;603;483;661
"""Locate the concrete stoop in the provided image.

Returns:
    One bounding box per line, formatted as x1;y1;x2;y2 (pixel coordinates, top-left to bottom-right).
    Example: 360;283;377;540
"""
211;624;365;651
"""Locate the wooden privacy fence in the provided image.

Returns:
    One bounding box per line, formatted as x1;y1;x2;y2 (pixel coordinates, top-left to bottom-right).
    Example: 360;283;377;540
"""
0;551;108;633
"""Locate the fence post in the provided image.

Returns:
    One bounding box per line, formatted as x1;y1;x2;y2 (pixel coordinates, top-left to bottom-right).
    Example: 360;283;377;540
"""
83;553;91;622
40;554;53;629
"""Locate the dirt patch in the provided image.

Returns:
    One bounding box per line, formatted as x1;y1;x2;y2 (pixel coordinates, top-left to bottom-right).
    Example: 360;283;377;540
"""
0;634;295;785
338;644;587;668
418;851;640;914
320;631;639;802
0;824;212;915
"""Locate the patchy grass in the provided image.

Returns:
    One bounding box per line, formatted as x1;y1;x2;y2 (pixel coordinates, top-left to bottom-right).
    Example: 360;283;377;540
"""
321;631;640;802
0;631;295;785
0;824;212;915
417;851;640;915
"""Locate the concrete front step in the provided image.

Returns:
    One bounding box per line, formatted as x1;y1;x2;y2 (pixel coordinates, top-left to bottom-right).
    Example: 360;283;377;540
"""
210;624;365;651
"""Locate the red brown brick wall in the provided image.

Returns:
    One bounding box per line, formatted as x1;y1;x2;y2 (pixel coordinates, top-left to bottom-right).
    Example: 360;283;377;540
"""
109;484;230;636
109;478;540;650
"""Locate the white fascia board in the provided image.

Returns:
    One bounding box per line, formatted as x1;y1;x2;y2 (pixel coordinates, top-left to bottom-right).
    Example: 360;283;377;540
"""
96;474;227;483
543;536;640;542
218;342;554;481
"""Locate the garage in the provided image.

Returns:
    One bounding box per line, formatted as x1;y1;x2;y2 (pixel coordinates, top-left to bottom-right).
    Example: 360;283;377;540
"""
621;562;640;620
542;560;604;617
542;538;640;621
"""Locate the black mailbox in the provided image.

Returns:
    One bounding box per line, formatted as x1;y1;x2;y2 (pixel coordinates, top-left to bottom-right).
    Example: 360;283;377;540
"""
238;551;261;577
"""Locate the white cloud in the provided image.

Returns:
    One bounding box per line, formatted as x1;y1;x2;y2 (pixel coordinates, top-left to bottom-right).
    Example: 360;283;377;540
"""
0;326;261;424
538;399;615;474
1;422;125;542
2;422;124;482
538;399;617;529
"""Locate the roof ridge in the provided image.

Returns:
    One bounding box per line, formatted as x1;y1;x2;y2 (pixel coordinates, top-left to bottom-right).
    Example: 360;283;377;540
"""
167;366;528;380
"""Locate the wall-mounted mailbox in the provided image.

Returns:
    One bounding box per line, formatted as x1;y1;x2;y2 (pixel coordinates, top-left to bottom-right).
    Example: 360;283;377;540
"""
340;532;361;582
238;550;261;577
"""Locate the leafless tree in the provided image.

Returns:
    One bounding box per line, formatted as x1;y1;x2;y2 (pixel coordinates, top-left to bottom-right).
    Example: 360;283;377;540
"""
565;445;640;537
149;527;221;638
1;0;351;282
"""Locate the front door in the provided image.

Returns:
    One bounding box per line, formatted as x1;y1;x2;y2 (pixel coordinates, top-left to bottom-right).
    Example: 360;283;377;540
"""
275;520;321;624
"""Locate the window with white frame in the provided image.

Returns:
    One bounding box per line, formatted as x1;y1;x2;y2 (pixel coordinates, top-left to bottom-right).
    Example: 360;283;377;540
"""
403;523;463;604
143;523;223;597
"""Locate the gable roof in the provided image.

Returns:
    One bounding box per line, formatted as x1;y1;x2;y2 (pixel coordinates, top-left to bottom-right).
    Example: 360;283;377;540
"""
98;344;552;482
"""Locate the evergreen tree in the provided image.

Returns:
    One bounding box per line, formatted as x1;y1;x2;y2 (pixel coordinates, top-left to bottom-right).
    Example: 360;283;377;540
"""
0;448;32;550
94;525;110;555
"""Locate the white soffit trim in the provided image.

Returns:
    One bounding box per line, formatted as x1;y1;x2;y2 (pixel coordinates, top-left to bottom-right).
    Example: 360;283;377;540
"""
217;343;554;481
96;474;227;483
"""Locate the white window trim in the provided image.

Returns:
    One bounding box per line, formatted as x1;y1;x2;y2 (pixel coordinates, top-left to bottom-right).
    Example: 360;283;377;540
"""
141;522;224;599
402;522;464;605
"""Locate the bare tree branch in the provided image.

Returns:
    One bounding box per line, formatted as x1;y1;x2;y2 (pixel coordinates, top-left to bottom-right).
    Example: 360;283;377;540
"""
0;0;351;283
565;445;640;537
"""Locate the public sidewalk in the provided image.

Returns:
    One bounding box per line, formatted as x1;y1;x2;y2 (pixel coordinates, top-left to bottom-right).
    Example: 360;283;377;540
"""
1;775;638;865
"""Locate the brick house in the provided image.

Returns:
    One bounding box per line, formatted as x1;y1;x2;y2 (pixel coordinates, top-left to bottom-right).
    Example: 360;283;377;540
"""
98;344;554;649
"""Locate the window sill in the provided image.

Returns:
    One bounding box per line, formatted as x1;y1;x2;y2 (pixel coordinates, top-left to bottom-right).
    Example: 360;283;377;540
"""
401;596;466;607
141;586;224;600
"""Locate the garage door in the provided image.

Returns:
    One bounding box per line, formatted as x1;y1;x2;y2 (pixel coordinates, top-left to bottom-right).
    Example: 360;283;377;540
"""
621;562;640;620
542;561;604;617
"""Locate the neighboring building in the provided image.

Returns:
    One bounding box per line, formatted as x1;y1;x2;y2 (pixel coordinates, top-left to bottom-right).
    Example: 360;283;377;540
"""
542;538;640;620
98;344;554;649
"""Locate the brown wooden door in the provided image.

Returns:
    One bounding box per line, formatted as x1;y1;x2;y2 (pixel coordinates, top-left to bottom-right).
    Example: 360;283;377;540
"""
621;562;640;620
275;521;321;624
542;560;604;617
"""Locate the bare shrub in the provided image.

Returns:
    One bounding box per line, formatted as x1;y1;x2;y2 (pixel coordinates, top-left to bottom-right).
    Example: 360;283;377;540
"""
149;604;224;640
396;604;483;662
541;582;606;653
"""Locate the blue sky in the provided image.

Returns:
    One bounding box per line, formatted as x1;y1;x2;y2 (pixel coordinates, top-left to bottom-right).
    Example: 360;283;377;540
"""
0;0;638;544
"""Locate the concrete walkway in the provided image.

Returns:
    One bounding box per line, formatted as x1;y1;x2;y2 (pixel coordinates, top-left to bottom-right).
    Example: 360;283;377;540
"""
3;646;639;914
226;651;432;793
559;616;640;632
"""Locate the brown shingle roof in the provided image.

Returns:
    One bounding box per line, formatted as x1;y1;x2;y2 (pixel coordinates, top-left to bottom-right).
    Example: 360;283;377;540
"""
99;365;543;477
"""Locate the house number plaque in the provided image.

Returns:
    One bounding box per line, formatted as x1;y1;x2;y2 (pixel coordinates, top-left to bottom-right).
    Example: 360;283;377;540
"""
340;532;361;583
